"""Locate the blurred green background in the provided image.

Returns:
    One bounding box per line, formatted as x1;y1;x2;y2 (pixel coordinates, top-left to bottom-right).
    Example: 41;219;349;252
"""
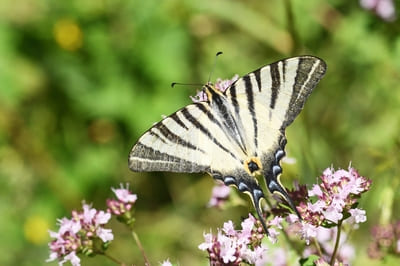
0;0;399;265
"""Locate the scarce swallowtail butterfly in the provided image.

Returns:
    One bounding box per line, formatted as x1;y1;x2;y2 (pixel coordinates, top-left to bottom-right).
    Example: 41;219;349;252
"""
128;55;327;233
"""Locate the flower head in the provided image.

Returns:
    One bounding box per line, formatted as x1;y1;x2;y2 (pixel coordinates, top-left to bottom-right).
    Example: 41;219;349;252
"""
107;183;137;216
47;203;113;266
368;221;400;259
198;214;267;265
214;74;239;92
296;165;371;227
280;164;369;264
160;258;173;266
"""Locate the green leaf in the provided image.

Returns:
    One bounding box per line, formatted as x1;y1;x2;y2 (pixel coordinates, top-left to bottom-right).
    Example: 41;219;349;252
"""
299;254;320;266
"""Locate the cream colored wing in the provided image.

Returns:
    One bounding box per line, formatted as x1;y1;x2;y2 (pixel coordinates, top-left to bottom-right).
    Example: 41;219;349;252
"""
128;102;244;175
224;56;327;158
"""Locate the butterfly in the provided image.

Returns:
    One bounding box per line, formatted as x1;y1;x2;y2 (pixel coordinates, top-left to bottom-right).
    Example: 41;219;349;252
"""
128;55;327;233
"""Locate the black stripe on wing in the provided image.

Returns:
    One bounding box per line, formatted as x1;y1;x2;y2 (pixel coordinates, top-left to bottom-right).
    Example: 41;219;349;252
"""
148;130;167;144
253;68;262;92
243;75;258;153
283;57;326;128
202;90;247;153
269;62;281;109
181;104;241;162
129;142;208;172
156;121;203;152
170;113;189;130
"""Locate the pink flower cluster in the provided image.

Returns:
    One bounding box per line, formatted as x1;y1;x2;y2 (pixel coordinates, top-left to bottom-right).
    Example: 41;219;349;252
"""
47;184;137;266
368;221;400;259
294;166;371;243
214;75;239;92
47;203;113;266
360;0;396;21
190;75;238;102
198;214;267;266
107;183;138;216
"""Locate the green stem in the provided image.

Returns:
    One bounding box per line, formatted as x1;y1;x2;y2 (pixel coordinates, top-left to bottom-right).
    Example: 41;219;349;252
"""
102;252;125;266
330;220;343;265
132;231;151;266
313;237;323;257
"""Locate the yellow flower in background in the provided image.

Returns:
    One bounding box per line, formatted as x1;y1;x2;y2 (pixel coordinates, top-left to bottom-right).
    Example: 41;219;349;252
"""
53;19;83;51
24;215;50;245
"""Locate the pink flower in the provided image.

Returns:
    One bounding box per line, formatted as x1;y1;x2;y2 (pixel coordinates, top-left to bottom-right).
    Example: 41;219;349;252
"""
198;232;214;251
189;91;208;103
95;210;111;224
360;0;396;21
308;184;323;197
207;181;231;208
267;227;279;244
107;183;137;216
300;222;318;245
214;74;239;92
61;252;81;266
96;227;114;242
112;183;137;203
223;220;236;236
349;208;367;223
160;258;173;266
240;215;256;239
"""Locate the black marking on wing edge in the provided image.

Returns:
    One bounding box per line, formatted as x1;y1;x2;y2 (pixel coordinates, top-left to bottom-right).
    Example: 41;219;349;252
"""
253;68;262;92
181;106;239;161
290;57;312;106
283;57;326;128
149;130;167;144
282;60;287;83
270;63;280;109
130;142;206;172
243;75;258;152
157;121;202;152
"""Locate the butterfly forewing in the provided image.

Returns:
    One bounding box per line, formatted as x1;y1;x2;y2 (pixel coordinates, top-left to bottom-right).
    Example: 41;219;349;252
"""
129;102;243;174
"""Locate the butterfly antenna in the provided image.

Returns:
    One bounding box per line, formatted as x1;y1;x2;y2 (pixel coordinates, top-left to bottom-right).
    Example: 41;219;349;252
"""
207;51;223;83
171;82;203;88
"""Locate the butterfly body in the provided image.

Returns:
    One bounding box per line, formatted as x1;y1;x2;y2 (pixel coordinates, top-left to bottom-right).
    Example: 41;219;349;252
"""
129;56;327;232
